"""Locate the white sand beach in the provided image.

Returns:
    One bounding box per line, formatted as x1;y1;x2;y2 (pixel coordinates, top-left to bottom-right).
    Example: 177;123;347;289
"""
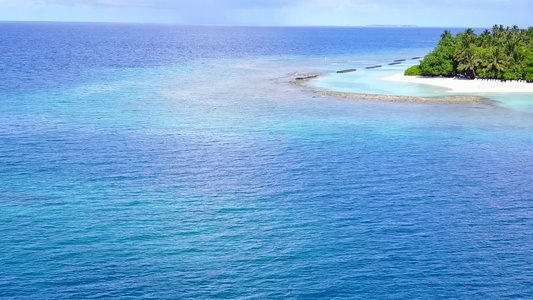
382;73;533;94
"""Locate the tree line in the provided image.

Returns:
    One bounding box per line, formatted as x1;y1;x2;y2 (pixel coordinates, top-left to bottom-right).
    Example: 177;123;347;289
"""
405;25;533;81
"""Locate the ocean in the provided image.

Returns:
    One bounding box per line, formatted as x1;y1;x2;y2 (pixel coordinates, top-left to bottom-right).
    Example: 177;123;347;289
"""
1;22;532;299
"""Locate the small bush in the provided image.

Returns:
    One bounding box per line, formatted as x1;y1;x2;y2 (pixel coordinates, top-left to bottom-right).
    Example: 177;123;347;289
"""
404;65;422;76
522;66;533;81
503;68;522;80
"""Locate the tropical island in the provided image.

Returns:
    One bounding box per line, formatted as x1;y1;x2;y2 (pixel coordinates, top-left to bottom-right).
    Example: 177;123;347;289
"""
404;25;533;81
292;25;533;102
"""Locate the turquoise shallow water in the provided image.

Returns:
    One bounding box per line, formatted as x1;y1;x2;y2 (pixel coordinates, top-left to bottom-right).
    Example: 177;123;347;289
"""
310;59;450;97
310;56;533;111
1;24;533;299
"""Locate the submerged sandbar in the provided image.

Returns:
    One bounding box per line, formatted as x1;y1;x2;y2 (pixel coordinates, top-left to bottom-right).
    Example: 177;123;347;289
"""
291;73;484;103
313;90;483;103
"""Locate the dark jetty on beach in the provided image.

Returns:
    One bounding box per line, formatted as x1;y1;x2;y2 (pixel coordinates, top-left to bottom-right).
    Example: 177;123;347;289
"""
295;74;320;81
366;65;382;69
394;59;407;62
291;73;323;86
388;62;402;65
336;69;357;74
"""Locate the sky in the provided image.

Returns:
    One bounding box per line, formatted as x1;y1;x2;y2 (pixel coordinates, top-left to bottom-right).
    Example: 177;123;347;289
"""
0;0;531;28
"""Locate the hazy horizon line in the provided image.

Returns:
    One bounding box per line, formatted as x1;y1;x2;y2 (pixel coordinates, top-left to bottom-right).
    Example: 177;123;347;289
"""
0;20;503;29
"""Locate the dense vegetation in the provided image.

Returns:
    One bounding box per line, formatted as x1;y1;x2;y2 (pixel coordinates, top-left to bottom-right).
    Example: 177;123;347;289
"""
405;25;533;81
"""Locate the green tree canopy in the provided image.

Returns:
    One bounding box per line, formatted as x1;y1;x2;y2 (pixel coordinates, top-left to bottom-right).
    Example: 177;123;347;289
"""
405;25;533;81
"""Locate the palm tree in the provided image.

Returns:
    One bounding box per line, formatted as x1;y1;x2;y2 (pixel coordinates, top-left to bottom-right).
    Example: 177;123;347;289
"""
485;47;507;77
479;30;493;48
492;25;501;37
457;45;481;78
504;38;519;56
463;28;477;45
510;46;529;69
492;24;506;43
440;30;452;40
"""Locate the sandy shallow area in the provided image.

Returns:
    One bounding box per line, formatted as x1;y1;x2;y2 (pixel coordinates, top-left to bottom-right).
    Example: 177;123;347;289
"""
383;73;533;94
312;90;483;103
291;73;484;103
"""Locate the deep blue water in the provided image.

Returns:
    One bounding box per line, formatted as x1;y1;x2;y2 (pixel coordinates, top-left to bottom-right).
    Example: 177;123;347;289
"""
0;22;458;93
1;23;532;299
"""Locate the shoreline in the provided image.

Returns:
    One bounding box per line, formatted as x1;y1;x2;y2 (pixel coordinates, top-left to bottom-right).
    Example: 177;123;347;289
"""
382;73;533;94
291;73;484;103
313;90;484;103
